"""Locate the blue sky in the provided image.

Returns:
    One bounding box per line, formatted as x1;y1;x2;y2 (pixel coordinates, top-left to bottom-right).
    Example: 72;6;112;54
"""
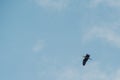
1;0;120;80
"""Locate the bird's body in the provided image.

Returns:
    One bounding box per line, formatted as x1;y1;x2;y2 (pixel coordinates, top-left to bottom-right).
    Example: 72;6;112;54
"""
82;54;90;66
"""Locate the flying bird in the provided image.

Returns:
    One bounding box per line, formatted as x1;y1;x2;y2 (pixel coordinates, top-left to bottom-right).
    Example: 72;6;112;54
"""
82;54;91;66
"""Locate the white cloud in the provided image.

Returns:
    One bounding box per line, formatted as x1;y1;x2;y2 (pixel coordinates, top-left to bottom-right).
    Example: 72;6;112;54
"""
55;63;120;80
90;0;120;7
32;40;45;52
82;26;120;48
38;60;120;80
35;0;70;11
89;0;104;7
114;69;120;80
55;67;79;80
108;0;120;7
37;54;120;80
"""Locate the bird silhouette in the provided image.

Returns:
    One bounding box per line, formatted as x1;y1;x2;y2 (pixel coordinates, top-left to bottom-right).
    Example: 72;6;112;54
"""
82;54;90;66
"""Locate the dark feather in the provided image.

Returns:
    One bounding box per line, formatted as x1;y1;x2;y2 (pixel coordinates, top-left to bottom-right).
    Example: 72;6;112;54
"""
82;54;90;66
